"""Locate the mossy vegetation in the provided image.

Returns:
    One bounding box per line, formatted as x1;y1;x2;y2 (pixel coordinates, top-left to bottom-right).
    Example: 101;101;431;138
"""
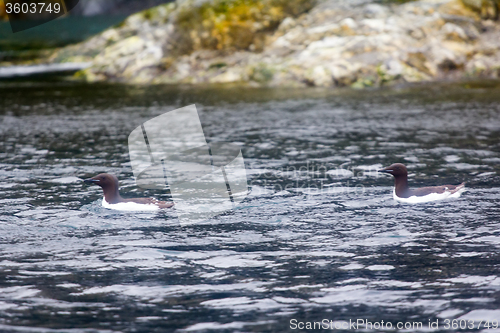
174;0;316;54
137;3;176;24
460;0;499;20
376;0;417;3
249;63;274;82
0;0;65;20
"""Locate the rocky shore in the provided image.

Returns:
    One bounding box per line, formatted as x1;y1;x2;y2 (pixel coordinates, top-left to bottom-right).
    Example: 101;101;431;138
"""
52;0;500;87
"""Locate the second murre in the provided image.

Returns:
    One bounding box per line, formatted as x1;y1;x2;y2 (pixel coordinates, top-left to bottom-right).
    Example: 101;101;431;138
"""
378;163;466;203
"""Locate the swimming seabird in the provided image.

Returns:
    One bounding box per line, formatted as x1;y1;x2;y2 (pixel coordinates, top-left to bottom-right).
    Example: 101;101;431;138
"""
378;163;466;203
84;173;174;211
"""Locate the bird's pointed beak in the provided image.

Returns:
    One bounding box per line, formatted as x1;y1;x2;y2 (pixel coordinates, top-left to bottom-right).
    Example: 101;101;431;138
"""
378;169;393;174
83;178;99;184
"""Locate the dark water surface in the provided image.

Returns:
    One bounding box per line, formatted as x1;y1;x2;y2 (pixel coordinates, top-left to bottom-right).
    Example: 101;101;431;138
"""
0;81;500;332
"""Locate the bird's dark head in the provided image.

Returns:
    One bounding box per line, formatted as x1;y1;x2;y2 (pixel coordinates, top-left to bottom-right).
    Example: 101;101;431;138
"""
84;173;119;192
378;163;408;178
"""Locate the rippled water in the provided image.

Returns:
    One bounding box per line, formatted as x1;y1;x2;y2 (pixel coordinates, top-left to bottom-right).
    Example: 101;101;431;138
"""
0;81;500;332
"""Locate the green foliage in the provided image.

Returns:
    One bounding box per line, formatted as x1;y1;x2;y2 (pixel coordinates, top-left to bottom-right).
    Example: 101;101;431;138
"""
351;77;375;89
209;62;228;69
249;63;274;82
175;0;316;54
460;0;499;20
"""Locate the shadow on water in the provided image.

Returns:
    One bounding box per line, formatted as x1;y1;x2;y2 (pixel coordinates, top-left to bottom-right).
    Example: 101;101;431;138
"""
0;79;499;332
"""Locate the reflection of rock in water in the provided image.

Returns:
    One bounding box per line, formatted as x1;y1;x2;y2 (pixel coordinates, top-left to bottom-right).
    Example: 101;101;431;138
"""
71;0;175;16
